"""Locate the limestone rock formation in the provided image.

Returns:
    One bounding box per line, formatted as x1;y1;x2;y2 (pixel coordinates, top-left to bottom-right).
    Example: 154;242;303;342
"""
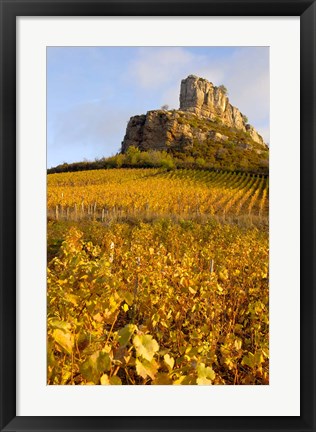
122;110;206;154
180;75;263;144
121;75;267;155
246;124;264;145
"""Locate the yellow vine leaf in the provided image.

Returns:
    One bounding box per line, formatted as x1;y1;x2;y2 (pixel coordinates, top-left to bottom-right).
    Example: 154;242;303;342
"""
52;328;74;355
135;358;158;380
133;334;159;361
164;354;175;372
197;363;215;385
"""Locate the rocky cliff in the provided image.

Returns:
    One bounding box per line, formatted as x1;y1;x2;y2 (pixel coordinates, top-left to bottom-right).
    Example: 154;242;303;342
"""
179;75;264;145
121;75;267;156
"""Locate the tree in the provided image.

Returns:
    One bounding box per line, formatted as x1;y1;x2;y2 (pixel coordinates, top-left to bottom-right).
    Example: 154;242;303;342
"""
125;146;141;165
218;85;228;95
161;104;169;110
242;114;249;124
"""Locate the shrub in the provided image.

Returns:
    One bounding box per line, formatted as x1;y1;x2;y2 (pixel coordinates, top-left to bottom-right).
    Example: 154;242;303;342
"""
218;84;228;95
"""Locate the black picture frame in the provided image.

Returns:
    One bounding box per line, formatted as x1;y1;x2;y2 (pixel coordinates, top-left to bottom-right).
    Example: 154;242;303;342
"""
1;0;315;431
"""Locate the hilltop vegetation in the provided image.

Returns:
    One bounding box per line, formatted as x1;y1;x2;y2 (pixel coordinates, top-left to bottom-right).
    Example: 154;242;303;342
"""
170;111;268;172
48;138;268;175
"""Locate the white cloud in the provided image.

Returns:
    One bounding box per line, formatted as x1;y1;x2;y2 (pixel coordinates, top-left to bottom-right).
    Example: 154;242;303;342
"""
128;47;197;89
128;47;225;93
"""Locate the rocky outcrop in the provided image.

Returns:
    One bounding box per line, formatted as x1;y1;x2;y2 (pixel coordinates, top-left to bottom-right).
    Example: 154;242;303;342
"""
122;110;200;153
246;124;264;144
121;75;266;154
180;75;263;144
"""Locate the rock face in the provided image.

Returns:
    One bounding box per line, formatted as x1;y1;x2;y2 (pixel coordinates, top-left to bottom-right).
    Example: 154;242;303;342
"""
246;124;265;145
121;75;266;154
121;110;199;153
180;75;260;139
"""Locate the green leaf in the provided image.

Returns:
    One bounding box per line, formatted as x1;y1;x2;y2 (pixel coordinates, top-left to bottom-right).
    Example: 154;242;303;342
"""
133;334;159;361
109;376;122;385
52;328;74;355
254;350;265;365
100;375;122;385
48;318;71;331
242;353;255;369
118;324;136;346
80;350;111;383
135;358;158;380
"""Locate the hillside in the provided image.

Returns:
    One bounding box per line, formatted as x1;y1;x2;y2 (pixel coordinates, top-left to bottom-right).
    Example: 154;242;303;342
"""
48;75;269;175
122;109;268;173
121;75;269;173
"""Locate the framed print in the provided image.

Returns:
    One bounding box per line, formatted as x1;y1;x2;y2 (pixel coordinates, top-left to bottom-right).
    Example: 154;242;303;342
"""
1;0;315;431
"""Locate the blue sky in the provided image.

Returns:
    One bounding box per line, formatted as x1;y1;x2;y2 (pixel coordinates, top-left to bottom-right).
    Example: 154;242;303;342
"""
47;46;269;168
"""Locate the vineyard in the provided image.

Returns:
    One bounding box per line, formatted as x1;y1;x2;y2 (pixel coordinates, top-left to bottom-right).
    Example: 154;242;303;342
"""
47;168;269;385
47;168;268;223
